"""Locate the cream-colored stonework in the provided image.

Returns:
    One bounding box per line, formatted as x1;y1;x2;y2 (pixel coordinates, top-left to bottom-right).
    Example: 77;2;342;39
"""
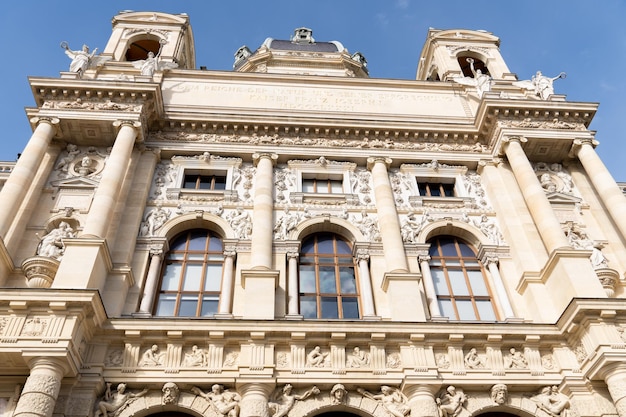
1;10;625;417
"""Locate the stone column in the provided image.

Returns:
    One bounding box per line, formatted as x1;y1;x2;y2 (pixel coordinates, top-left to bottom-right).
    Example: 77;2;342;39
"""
250;153;277;270
138;247;164;315
286;251;300;317
404;385;439;417
367;157;408;272
603;364;626;417
418;252;442;318
502;137;569;252
238;382;272;417
482;254;515;319
356;250;376;318
217;248;237;316
13;357;67;417
572;138;626;240
0;117;58;237
82;121;140;238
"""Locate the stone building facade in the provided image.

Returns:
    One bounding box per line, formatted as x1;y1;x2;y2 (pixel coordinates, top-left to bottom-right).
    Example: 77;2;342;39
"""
1;10;626;417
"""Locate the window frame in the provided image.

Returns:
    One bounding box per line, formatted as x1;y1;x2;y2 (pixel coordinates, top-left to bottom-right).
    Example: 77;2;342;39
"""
428;235;498;321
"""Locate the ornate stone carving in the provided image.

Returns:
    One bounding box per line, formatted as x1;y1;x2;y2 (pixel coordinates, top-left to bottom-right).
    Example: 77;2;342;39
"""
105;349;124;367
436;386;467;417
192;385;240;417
490;383;508;405
347;346;370;368
504;347;528;369
21;317;48;336
464;348;485;369
182;345;207;367
150;161;177;200
473;215;505;245
358;386;410;417
139;204;171;237
226;208;252;239
274;207;310;240
351;211;381;242
351;169;373;205
139;344;164;367
541;354;556;370
233;165;256;202
401;211;432;243
94;383;148;417
223;351;239;367
530;386;571;417
436;353;450;369
36;222;76;260
464;172;492;210
268;385;319;417
386;352;402;369
21;256;60;288
274;168;295;203
330;384;348;405
534;163;575;194
306;346;329;368
573;343;587;364
162;382;179;405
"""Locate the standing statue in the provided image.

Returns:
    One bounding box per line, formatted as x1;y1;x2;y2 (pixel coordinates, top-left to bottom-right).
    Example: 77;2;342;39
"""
268;384;320;417
514;71;566;100
358;386;410;417
436;386;467;417
60;42;109;77
132;39;178;77
452;58;492;98
94;383;148;417
192;385;240;417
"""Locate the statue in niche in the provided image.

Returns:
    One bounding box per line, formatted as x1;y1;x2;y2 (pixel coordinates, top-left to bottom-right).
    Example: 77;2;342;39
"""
162;382;179;405
132;40;177;77
330;384;348;405
139;344;164;367
436;386;467;417
358;386;410;417
306;346;329;367
490;384;508;405
514;71;566;100
268;384;320;417
183;345;207;367
504;347;528;369
192;385;240;417
463;348;485;369
347;346;370;368
530;386;571;417
227;208;252;239
94;383;148;417
452;58;492;98
36;221;76;259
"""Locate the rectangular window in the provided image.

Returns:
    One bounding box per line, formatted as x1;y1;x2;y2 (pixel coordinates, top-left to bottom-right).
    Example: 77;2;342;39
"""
302;178;343;194
418;181;455;197
183;173;226;190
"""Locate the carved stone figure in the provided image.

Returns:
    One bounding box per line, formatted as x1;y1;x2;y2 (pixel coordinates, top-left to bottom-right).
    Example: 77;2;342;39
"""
473;215;504;245
330;384;348;405
162;382;179;405
183;345;207;367
274;207;301;240
227;208;252;239
353;211;381;242
140;205;170;237
268;384;320;417
504;347;528;369
452;58;492;98
94;383;148;417
192;385;240;417
56;143;80;173
139;344;164;367
61;42;98;75
358;386;410;417
36;222;76;259
132;40;177;76
463;348;485;369
436;386;467;417
347;346;370;368
306;346;329;367
514;71;566;100
530;386;571;417
490;384;508;405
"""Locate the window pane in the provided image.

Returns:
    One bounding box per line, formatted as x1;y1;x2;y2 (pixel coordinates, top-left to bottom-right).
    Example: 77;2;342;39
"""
431;268;449;295
213;176;226;190
330;180;343;193
448;269;469;295
476;300;496;321
299;266;316;293
429;184;441;197
182;264;203;291
316;236;334;253
319;266;336;293
178;295;198;317
301;239;315;253
155;295;176;316
443;184;455;196
456;300;477;320
201;296;219;316
321;297;339;319
335;240;351;254
209;236;223;251
204;264;223;291
161;264;182;291
197;176;212;189
187;253;205;261
458;242;476;257
339;267;357;293
300;296;317;318
183;176;197;189
169;237;188;251
342;297;360;318
302;179;315;193
439;239;457;256
188;232;207;250
438;299;455;319
467;270;488;295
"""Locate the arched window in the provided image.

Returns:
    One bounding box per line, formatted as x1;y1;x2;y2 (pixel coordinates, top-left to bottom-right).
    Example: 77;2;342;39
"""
428;236;497;321
154;229;224;317
299;233;360;319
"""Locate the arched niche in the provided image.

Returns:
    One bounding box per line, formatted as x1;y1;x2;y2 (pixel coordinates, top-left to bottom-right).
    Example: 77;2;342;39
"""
125;34;163;61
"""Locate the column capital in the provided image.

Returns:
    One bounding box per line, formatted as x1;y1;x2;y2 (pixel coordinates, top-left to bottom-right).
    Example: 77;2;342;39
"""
481;252;499;266
29;116;61;137
286;251;299;260
252;153;278;166
499;135;527;156
417;250;431;263
569;137;600;157
224;248;237;258
366;156;392;170
477;158;502;173
113;119;141;130
355;249;370;262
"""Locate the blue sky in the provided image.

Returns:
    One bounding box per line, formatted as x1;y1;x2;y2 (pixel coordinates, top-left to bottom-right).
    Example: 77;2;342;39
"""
1;1;625;180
